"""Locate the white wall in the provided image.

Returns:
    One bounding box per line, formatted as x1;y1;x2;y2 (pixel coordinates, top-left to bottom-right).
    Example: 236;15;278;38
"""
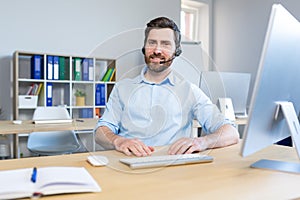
212;0;300;105
0;0;180;119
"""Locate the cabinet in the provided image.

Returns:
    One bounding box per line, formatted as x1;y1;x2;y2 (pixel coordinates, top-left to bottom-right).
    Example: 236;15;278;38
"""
13;51;116;120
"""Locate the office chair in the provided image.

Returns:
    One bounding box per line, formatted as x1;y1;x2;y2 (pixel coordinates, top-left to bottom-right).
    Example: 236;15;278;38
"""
27;107;81;156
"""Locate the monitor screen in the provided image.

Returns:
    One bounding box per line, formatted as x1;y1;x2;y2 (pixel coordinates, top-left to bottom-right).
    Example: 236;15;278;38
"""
200;71;251;116
240;4;300;173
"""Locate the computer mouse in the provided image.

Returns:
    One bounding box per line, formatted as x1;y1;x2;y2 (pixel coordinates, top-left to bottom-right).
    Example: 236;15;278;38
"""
87;155;109;167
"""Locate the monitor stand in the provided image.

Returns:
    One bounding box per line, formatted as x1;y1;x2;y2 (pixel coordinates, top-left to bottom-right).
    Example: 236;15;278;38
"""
251;101;300;174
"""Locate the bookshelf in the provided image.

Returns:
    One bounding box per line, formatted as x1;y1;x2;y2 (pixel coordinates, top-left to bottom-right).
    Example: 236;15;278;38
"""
13;51;116;120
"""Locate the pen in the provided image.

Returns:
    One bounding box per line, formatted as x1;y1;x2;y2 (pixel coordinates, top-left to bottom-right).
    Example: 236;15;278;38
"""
76;119;84;122
31;167;37;183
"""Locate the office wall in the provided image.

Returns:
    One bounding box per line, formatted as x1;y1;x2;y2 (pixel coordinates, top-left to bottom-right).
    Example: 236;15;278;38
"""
212;0;300;105
0;0;180;119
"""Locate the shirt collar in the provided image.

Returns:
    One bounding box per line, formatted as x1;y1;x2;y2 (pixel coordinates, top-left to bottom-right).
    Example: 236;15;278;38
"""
135;66;177;86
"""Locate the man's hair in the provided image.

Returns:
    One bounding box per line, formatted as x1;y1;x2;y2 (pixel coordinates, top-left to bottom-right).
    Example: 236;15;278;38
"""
143;17;182;56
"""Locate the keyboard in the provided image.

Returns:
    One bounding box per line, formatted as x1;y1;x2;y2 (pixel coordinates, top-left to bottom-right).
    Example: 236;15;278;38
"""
119;154;213;169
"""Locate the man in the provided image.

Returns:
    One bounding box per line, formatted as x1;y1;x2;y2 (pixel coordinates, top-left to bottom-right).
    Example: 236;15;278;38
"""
95;17;239;157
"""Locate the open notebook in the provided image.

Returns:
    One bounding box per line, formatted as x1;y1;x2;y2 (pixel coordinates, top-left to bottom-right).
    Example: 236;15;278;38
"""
0;166;101;199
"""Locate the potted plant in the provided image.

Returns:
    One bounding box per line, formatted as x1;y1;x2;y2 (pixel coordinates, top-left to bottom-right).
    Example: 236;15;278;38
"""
74;89;86;106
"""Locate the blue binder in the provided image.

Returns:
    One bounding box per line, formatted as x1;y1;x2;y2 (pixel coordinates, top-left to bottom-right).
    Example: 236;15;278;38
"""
31;55;42;79
79;108;93;118
95;84;105;106
46;83;53;106
82;58;89;81
88;59;94;81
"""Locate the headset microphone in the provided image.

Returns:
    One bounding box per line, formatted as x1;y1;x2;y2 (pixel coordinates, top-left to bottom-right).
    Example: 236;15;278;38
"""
159;56;176;64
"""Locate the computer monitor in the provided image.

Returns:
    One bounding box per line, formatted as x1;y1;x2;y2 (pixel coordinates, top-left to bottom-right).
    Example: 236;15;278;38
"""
240;4;300;173
199;71;251;117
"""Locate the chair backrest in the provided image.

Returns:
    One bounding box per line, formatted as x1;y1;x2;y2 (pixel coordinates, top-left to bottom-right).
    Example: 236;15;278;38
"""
33;107;71;120
28;107;80;156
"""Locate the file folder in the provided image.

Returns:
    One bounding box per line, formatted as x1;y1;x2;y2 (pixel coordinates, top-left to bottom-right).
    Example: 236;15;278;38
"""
47;55;53;80
88;58;94;81
82;58;89;81
95;84;105;106
46;83;53;106
31;55;42;79
53;56;59;80
74;58;81;81
59;57;66;80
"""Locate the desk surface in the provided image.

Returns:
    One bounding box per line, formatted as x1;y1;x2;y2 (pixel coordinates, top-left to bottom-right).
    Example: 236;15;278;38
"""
0;118;98;134
0;118;98;158
1;143;300;200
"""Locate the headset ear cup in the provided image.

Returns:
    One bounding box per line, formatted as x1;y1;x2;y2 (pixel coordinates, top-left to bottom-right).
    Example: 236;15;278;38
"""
175;48;182;57
142;47;145;55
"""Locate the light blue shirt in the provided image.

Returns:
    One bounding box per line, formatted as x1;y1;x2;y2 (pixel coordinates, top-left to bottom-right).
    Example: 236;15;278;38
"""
96;67;231;146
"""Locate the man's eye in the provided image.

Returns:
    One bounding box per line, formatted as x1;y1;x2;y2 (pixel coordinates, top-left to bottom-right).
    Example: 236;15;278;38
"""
148;41;156;45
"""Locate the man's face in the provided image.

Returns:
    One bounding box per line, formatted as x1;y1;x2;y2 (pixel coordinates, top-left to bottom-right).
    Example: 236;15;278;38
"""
144;28;176;73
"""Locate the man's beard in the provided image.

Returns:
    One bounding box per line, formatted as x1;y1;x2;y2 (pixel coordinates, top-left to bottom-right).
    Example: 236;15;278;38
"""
145;55;171;73
147;62;168;73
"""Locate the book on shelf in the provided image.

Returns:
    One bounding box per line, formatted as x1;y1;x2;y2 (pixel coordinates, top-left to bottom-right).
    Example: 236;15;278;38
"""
101;68;115;82
0;166;101;200
109;68;115;81
74;58;82;81
31;55;42;79
26;83;43;96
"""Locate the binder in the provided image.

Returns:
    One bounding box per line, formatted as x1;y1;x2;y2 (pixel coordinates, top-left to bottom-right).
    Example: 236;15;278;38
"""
88;58;94;81
47;55;53;80
46;83;53;106
36;83;43;96
101;68;113;82
95;84;105;106
59;57;66;80
82;58;89;81
79;108;93;118
53;56;59;80
31;55;42;79
74;58;81;81
109;68;115;81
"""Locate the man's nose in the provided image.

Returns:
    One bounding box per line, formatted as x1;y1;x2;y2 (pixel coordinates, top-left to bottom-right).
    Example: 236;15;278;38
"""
153;44;162;54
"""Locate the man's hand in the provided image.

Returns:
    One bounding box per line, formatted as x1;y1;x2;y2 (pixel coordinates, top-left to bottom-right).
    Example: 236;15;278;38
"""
112;137;154;157
168;137;207;155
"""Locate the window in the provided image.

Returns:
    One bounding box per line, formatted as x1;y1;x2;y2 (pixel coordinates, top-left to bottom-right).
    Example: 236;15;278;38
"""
181;4;199;41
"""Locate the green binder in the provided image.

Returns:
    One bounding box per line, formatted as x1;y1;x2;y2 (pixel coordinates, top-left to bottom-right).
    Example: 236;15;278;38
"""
74;58;81;81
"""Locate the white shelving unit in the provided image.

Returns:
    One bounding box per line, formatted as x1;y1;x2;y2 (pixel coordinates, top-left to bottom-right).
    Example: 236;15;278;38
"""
13;51;116;121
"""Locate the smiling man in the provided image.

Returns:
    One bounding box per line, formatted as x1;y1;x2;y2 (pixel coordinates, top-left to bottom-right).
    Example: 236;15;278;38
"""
95;17;239;157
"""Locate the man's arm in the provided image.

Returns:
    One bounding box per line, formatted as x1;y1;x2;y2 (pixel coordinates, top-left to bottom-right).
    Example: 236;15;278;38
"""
168;124;239;155
95;126;154;156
